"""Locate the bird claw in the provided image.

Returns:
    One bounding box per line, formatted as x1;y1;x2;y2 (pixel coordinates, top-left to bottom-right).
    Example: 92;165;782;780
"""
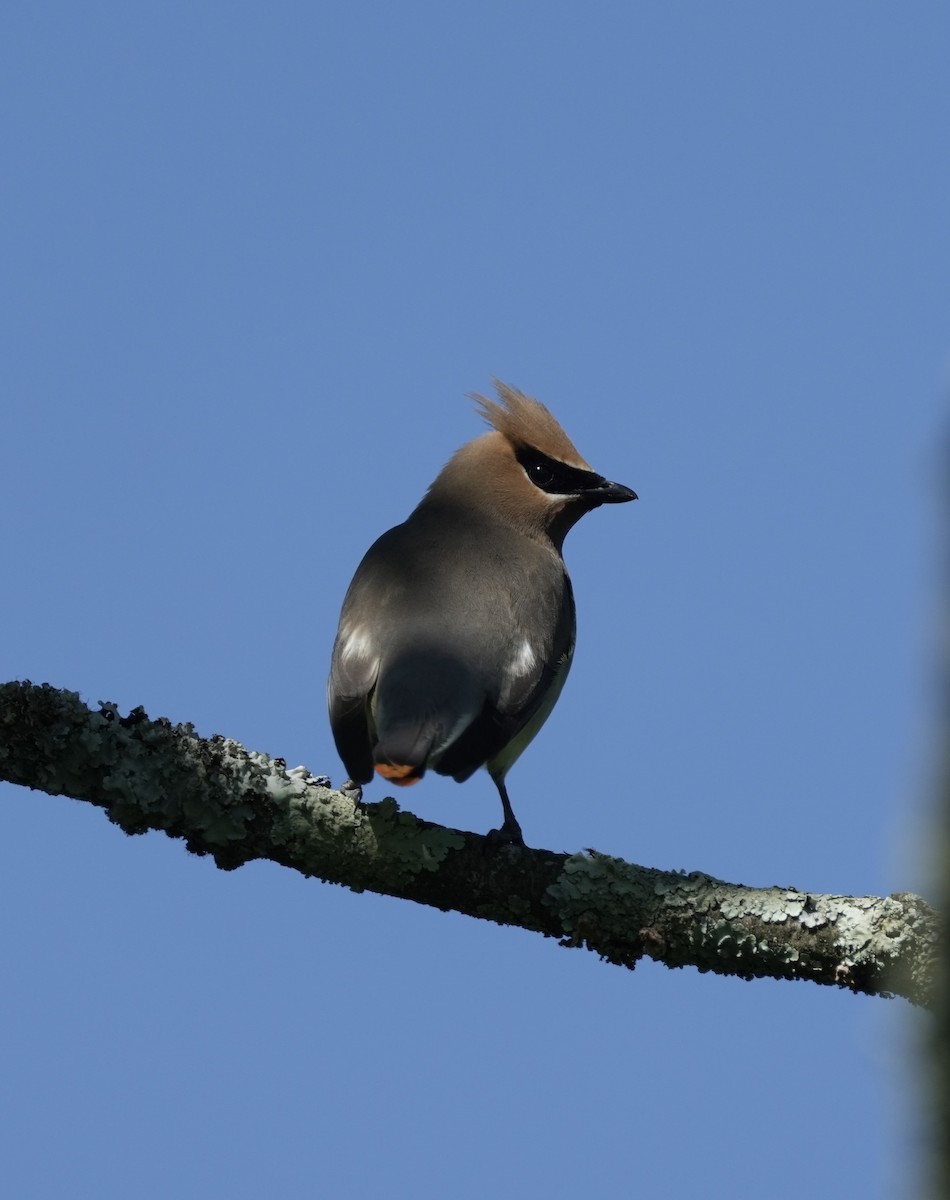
340;779;364;806
486;820;526;849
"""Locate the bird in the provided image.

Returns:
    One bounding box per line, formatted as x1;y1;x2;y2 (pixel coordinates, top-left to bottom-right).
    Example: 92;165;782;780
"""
327;380;636;844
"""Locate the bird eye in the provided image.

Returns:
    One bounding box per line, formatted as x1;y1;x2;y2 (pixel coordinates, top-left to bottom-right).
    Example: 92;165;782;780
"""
529;460;555;487
515;446;602;495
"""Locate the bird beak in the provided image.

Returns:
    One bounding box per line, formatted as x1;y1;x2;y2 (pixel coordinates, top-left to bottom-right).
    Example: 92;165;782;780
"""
591;479;638;504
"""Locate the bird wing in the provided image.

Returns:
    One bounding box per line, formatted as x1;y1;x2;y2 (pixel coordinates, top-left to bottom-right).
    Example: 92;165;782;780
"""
489;571;576;777
327;552;387;784
434;568;576;783
328;517;477;782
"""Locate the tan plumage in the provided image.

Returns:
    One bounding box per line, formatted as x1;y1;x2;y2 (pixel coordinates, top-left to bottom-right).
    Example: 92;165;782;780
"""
328;380;636;843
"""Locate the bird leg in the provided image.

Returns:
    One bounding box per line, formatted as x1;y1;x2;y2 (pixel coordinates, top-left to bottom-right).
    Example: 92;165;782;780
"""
489;777;525;846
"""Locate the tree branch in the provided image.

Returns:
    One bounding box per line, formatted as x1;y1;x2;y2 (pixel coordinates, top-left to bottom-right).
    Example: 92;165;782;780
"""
0;680;939;1008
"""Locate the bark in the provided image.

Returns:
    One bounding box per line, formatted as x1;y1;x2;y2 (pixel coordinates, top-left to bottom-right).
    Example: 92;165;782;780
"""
0;679;939;1009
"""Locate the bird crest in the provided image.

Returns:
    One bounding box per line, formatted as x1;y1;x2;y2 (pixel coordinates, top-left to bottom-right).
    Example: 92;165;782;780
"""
471;380;591;470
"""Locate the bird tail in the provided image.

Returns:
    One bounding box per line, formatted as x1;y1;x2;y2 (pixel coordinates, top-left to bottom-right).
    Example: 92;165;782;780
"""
372;724;436;787
374;759;425;786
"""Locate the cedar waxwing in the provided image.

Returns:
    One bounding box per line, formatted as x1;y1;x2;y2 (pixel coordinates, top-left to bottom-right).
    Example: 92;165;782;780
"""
327;380;636;844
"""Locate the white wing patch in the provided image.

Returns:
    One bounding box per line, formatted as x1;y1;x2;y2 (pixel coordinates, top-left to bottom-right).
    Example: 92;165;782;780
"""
339;625;374;665
512;638;537;677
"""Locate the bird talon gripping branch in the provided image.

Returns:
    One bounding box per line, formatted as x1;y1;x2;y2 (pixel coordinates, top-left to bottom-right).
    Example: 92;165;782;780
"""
339;779;364;806
327;381;636;842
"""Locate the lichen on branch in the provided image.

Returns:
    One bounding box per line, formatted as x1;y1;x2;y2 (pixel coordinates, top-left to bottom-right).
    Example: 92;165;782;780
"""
0;680;939;1008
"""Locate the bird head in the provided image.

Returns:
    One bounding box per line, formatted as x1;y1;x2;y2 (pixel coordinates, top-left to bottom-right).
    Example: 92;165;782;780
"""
425;380;637;550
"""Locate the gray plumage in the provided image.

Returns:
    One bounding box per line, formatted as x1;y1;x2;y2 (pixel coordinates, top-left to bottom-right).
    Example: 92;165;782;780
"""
327;380;636;843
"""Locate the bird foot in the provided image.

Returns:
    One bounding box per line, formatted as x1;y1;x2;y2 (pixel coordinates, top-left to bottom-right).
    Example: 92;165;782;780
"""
486;819;526;849
340;779;364;806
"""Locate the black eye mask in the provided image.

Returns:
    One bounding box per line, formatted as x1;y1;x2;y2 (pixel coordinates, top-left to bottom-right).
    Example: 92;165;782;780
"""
514;446;606;496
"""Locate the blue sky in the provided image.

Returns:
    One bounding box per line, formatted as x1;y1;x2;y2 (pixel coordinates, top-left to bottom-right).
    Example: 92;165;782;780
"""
2;4;947;1197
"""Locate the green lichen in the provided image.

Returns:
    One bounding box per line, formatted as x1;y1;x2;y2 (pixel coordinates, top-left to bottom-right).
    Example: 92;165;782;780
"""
272;781;465;889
